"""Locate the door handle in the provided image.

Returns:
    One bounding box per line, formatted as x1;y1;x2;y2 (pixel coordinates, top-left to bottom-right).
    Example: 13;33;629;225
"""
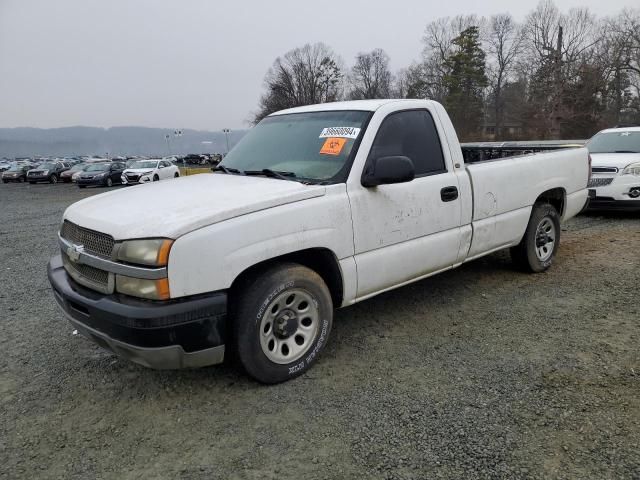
440;186;458;202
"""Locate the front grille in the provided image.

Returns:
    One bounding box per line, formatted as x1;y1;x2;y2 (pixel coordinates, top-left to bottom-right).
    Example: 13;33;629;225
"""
28;171;41;176
60;220;114;258
62;252;112;294
126;174;139;181
588;177;614;188
592;167;618;173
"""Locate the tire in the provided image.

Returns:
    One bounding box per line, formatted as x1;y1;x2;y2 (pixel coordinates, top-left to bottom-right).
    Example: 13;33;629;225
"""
510;203;560;273
2;180;7;184
174;172;179;178
50;174;58;184
153;174;159;182
29;181;35;185
233;263;333;384
106;178;113;187
78;185;86;189
19;177;25;183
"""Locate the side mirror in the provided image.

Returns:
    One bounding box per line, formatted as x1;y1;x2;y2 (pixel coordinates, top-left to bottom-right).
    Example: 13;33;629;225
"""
361;155;415;188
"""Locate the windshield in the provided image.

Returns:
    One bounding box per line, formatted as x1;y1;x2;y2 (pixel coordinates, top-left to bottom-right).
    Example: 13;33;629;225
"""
587;131;640;153
39;162;55;170
220;110;370;182
130;160;159;169
70;164;86;171
85;163;110;172
7;163;25;172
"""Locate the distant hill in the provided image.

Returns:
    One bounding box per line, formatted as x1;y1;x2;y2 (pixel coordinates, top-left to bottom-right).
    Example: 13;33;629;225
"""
0;126;247;158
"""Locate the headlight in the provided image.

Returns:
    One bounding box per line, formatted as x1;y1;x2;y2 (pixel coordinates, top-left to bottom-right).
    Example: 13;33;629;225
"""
117;238;173;266
141;170;153;176
115;275;170;300
622;162;640;176
42;170;49;175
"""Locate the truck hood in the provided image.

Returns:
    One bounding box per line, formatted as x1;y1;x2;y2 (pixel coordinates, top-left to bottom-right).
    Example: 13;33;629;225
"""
64;174;326;240
590;152;640;169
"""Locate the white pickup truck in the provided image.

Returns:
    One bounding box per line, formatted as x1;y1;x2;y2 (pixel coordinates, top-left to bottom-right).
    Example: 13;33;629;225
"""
48;99;590;383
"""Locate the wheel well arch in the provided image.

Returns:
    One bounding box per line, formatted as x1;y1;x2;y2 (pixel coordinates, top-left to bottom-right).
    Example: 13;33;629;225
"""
229;248;344;308
535;187;566;216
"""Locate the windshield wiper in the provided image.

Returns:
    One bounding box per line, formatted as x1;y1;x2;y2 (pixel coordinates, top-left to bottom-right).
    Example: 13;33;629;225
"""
213;165;244;175
613;150;639;153
245;169;297;181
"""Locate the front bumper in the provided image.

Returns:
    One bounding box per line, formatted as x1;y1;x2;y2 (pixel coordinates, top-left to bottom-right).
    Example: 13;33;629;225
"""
48;255;227;369
2;175;22;182
121;175;152;185
588;197;640;211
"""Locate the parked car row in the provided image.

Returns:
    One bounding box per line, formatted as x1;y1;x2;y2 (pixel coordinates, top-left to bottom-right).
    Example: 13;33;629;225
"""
2;159;181;187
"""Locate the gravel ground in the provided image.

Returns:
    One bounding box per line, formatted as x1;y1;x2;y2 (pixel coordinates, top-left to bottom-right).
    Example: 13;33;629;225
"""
1;182;639;480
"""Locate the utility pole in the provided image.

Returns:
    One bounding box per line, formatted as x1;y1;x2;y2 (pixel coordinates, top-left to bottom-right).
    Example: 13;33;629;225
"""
549;25;563;140
164;134;171;155
222;128;230;155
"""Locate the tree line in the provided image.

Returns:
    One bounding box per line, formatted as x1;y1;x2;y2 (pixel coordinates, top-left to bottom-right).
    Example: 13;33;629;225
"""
253;0;640;141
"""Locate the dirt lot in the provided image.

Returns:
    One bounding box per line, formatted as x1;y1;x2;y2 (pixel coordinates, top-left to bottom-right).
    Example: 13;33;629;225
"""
0;182;638;480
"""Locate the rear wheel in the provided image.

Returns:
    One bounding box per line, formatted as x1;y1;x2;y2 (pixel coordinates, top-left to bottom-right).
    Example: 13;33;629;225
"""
233;263;333;384
511;203;560;272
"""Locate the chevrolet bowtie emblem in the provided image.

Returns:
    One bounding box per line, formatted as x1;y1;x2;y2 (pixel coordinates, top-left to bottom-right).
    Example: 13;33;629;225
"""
67;244;84;262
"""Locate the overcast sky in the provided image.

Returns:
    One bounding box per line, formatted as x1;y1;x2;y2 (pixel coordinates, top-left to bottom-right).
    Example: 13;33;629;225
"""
0;0;635;130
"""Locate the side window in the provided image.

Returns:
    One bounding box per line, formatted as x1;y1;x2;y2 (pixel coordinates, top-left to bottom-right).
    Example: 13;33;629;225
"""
368;110;446;176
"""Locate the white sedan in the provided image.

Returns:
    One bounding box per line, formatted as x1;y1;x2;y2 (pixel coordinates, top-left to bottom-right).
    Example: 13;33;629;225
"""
121;159;180;185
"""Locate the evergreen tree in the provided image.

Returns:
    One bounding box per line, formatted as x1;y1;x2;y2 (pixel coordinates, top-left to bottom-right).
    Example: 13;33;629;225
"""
442;26;488;140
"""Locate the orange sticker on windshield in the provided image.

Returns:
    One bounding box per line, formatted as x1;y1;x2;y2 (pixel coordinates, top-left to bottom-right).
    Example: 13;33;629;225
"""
320;137;347;156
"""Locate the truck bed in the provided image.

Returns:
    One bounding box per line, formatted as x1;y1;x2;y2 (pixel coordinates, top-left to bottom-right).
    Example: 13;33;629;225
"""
462;146;590;259
461;140;586;163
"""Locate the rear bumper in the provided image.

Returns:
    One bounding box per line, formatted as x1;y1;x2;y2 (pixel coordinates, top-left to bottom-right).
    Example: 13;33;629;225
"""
48;255;228;369
27;175;49;182
77;178;105;186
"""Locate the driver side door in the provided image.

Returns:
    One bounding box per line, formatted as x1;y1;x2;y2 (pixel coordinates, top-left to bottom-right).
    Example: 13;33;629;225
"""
347;109;463;299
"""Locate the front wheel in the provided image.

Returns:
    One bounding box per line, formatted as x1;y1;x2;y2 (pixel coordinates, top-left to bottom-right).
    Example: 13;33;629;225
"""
153;174;159;182
105;177;113;187
174;172;179;178
50;174;58;184
233;263;333;384
510;203;560;272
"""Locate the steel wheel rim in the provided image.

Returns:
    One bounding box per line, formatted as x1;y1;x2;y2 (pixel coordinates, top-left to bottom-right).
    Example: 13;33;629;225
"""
535;217;556;262
259;288;319;364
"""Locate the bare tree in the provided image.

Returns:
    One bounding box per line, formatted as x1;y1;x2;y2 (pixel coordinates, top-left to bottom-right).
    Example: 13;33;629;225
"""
254;43;343;123
485;14;524;137
348;49;392;99
523;0;599;138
